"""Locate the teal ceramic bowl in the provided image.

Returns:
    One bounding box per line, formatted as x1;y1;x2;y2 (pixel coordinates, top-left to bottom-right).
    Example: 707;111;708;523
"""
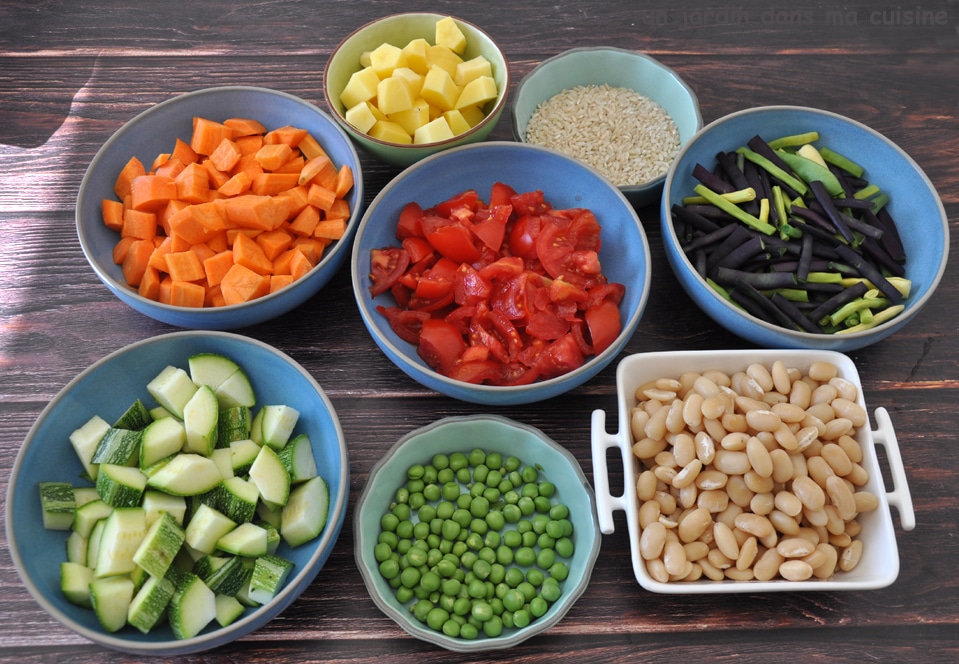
511;47;702;208
76;86;364;330
324;13;509;168
6;331;350;656
354;415;602;652
661;105;949;351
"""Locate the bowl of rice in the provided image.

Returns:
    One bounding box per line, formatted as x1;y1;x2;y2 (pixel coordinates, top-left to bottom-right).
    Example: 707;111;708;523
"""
511;47;702;208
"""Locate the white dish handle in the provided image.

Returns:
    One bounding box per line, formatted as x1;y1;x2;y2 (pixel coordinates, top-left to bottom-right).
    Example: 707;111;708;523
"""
871;406;916;531
590;408;632;535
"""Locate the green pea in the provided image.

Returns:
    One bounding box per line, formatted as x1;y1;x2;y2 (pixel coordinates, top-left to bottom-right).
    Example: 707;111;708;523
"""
396;520;414;539
470;496;490;518
521;531;538;548
472;559;492;580
422;465;438;484
502;610;514;628
417;503;436;523
460;622;479;640
529;596;548;618
408;492;426;510
432;453;450;470
503;489;520;505
515;546;536;567
470;518;488;536
437;559;457;579
508;470;523;487
473;464;489;484
442;619;460;637
427;548;443;567
400;566;421;589
538;480;556;498
555;536;574;558
482;486;501;503
502;530;521;548
525;567;544;587
486;469;503;487
436;501;455;520
461;551;478;570
407;478;425;494
503;504;522;523
534;496;552;513
505;456;521;472
456;492;472;509
453;596;472;616
517;581;537;602
438;593;456;613
408;464;425;480
451;541;468;557
471;601;493;622
374;542;392;562
503;588;525;612
541;578;562;602
413;598;433;622
532;513;550;534
396;586;414;603
406;547;427;567
456;467;472;483
521;465;538;483
517;496;535;516
449;452;468;471
466;532;484;550
380;513;399;532
442;481;461;502
469;481;486;498
560;518;574;537
497;478;514;493
437;467;454;484
389;575;402;589
378;531;398;548
468;448;486;467
423;483;441;502
442;577;461;596
521;483;539;499
513;608;531;628
549;561;570;581
546;519;565;539
467;578;487;599
434;535;448;552
517;519;532;534
452;508;472;527
485;510;505;531
549;502;569;520
484;530;502;549
537;548;556;569
496;544;514;566
489;563;506;585
396;539;412;555
395;486;410;504
379;558;399;579
429;518;443;536
441;519;461;540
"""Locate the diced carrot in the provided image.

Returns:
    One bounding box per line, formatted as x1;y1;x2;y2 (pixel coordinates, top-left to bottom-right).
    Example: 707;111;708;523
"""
289;247;315;281
218;171;252;197
288;204;321;237
226;228;262;247
254;143;294;172
113;236;138;264
121;208;158;240
297;133;329;161
202;159;232;189
313;218;347;241
278;185;310;217
138;266;162;301
121;239;155;287
174;162;210;204
220;263;270;305
252;173;299;197
158;275;174;304
300;155;338;189
169;203;224;244
114;156;146;200
150;153;171;172
190;241;216;264
206;231;229;253
334;164;355;199
148;235;175;271
264;125;308;148
209;138;243;173
169;280;207;308
272;248;296;275
171;137;198;165
270;274;295;293
102;198;125;232
273;155;306;175
156;157;187;180
307;183;336;212
325;198;351;221
235;153;265;181
206;283;226;307
233;231;273;275
130;174;177;212
235;134;264;156
203;249;235;287
190;117;234;156
158;199;189;236
256;228;293;261
222;195;290;231
224;117;267;137
298;155;333;186
165;250;206;282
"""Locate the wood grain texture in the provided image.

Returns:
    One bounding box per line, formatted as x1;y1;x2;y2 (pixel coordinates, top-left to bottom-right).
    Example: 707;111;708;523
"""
2;0;958;660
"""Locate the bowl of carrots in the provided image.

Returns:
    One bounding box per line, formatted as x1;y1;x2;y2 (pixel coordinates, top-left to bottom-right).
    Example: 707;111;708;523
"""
77;86;364;330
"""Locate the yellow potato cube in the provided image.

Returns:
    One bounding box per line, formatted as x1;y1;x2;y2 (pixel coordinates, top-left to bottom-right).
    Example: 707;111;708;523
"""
442;109;472;137
391;67;424;99
420;65;461;112
370;120;413;144
376;76;414;115
344;101;378;134
359;50;372;68
402;38;430;75
426;44;463;77
435;17;467;54
455;76;498;110
340;66;380;110
389;98;431;136
414;117;455;144
369;42;406;78
454;56;493;87
457;104;486;127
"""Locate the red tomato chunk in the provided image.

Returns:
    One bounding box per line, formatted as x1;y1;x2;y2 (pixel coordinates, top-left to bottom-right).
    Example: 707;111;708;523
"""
370;183;626;386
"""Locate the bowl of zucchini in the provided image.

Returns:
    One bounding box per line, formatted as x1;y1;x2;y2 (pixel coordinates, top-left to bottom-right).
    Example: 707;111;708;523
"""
5;331;349;656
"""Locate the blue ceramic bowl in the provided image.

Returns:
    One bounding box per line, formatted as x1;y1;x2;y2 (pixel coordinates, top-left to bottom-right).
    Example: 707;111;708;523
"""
324;13;509;168
351;141;651;405
76;86;364;330
661;105;949;351
511;47;702;208
354;415;602;652
5;331;350;656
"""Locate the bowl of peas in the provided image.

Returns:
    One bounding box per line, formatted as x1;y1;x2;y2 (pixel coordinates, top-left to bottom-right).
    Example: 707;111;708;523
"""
353;415;601;652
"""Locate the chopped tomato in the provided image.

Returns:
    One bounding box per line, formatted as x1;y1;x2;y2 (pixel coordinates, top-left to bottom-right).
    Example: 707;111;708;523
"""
396;201;425;239
489;181;517;208
418;318;468;375
585;299;622;355
427;189;479;218
369;247;410;297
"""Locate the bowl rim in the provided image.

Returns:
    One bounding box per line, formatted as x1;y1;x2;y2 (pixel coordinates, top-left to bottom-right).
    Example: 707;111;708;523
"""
350;140;651;401
352;413;603;651
5;330;350;655
661;103;950;343
76;85;364;319
322;12;510;150
510;45;703;193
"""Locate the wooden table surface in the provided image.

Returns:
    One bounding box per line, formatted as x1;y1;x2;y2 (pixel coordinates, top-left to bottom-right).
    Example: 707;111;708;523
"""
2;1;958;661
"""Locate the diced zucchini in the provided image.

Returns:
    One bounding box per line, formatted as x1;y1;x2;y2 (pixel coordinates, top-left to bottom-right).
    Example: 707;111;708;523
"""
86;518;107;569
258;405;300;450
73;498;113;538
167;572;217;640
257;520;281;555
248;553;295;605
217;476;259;523
139;416;186;469
113;398;153;430
61;561;95;608
217;406;251;447
96;464;147;508
211;447;235;481
127;573;175;634
66;530;88;566
281;475;330;547
183;385;219;456
90;575;136;632
147;365;198;420
73;485;101;508
39;482;76;530
133;511;185;578
249;408;264;445
184;504;237;555
248;445;290;508
141;489;187;527
214;369;256;410
146;453;223;496
277;433;318;484
69;415;111;481
149;405;173;420
94;507;147;578
230;439;261;476
216;522;268;557
214;593;246;627
188;353;241;391
193;555;249;597
130;564;148;594
91;427;142;466
256;500;283;530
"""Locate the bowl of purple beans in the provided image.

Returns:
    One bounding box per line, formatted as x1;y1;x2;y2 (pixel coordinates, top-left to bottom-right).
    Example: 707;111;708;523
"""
660;105;948;351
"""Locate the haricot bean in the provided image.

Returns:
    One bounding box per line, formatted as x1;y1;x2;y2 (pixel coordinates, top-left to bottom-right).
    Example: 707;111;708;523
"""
630;360;880;583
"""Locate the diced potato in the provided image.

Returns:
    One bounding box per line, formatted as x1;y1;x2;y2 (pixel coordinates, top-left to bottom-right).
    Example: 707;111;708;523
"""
376;76;414;115
344;102;378;134
414;117;455;144
454;56;493;87
442;109;472;136
389;99;431;136
391;67;425;98
369;42;406;78
359;50;372;68
340;66;380;109
420;65;460;112
370;120;413;144
426;44;463;77
455;76;498;110
401;38;430;75
435;16;467;54
458;104;486;127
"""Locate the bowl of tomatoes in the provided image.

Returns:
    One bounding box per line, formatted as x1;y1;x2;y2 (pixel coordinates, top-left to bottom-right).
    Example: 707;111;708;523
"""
350;141;651;405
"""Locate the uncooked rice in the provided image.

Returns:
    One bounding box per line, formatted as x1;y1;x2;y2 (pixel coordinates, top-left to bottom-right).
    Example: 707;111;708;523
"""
524;84;681;187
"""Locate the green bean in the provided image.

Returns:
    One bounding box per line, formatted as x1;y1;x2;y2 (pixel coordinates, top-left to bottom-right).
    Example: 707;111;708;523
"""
693;183;777;234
